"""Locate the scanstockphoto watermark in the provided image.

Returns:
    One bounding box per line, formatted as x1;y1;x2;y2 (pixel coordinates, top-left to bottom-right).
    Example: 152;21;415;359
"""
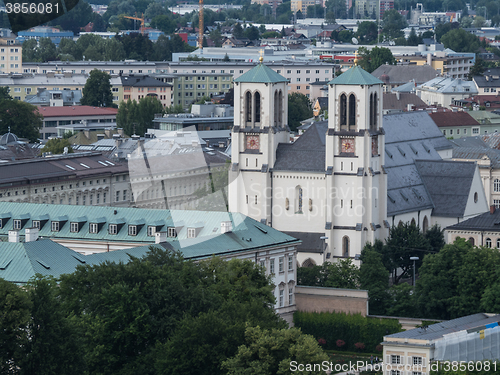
289;361;424;372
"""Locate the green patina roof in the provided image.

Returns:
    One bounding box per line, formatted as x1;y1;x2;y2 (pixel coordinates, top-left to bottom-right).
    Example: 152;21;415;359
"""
234;63;288;83
329;65;383;86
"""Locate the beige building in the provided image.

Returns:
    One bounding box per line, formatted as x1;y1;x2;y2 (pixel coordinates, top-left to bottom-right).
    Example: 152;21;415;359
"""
0;30;22;74
291;0;323;13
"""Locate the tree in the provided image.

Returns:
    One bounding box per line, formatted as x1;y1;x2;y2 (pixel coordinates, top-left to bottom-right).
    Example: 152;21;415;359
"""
407;28;421;46
473;15;486;28
0;86;12;100
358;46;396;73
222;325;329;375
385;283;416;317
468;58;485;80
81;69;114;108
233;22;244;38
41;138;74;154
424;224;445;253
297;259;360;289
0;277;30;374
22;39;39;62
360;241;389;315
0;99;42;142
244;25;260;40
356;21;378;44
441;28;480;53
381;9;407;40
288;92;312;132
383;222;430;285
37;37;57;62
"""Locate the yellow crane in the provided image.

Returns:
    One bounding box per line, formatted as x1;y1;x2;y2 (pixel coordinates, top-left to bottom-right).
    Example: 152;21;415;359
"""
198;0;204;49
124;13;145;35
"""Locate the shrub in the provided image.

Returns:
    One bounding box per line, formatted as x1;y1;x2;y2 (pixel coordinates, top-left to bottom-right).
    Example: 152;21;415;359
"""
375;344;383;352
318;338;326;346
336;339;346;348
354;342;366;351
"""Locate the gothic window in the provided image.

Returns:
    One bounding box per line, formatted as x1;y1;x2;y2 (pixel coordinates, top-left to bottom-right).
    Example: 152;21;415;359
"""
369;93;373;129
245;91;252;123
274;90;279;126
254;91;261;123
340;93;347;129
278;90;283;126
373;92;378;128
494;179;500;192
348;94;356;130
468;237;475;246
295;185;303;213
342;236;350;257
411;218;416;226
422;216;428;233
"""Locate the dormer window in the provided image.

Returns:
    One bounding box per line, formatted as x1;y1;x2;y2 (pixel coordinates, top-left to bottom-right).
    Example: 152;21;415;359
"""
51;221;60;232
13;220;22;230
167;227;177;237
128;225;137;236
32;220;40;229
109;224;118;234
89;223;99;234
187;228;196;238
147;226;156;236
70;222;79;233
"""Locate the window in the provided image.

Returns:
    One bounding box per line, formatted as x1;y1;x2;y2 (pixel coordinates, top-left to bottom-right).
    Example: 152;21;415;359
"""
289;287;293;305
450;129;453;135
70;222;79;232
13;219;22;230
279;257;284;273
486;238;492;248
123;190;127;201
495;199;500;208
128;225;137;236
494;179;500;192
473;127;479;134
33;221;40;229
497;238;500;248
167;227;177;237
391;355;401;364
288;255;293;271
412;356;423;365
270;259;275;274
116;191;120;202
147;226;156;236
279;289;284;307
187;228;196;238
51;221;60;232
89;223;99;234
343;236;350;257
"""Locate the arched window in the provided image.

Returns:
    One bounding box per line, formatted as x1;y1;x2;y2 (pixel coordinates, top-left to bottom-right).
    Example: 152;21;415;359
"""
274;90;278;126
410;218;416;226
373;92;378;128
369;93;374;129
468;237;475;246
340;93;347;130
342;236;350;257
486;238;492;248
494;179;500;192
497;238;500;248
422;216;429;234
278;90;283;126
348;94;356;130
295;185;303;213
245;91;252;123
254;91;261;123
301;258;316;268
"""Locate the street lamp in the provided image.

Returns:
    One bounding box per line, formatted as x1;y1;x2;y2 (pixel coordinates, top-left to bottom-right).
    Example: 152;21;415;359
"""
410;256;419;288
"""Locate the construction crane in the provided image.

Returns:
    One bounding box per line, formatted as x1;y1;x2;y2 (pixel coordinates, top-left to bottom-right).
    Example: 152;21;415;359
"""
198;0;204;50
124;13;145;35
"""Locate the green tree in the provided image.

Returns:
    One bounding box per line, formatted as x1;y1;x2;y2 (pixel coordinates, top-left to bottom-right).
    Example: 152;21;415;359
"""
244;25;260;40
209;28;223;47
297;259;359;289
358;46;396;73
41;138;74;154
0;99;42;142
222;325;329;375
57;38;81;61
20;276;85;375
441;28;480;53
233;22;244;38
407;28;421;46
288;92;312;131
22;39;39;62
424;224;445;253
473;15;486;28
356;21;378;44
468;58;485;80
81;69;114;108
385;283;416;317
360;241;389;315
0;277;30;374
381;9;407;40
37;37;57;62
0;86;12;100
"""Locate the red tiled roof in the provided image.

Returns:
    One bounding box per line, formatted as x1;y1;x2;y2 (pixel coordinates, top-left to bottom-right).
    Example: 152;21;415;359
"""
429;111;479;127
36;105;118;118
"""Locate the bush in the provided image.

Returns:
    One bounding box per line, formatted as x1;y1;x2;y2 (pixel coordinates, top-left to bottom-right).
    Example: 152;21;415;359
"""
294;311;402;352
354;342;366;351
318;338;326;346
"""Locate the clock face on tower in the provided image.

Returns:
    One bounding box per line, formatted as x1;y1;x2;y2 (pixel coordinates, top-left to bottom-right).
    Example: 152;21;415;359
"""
340;138;355;154
246;135;260;150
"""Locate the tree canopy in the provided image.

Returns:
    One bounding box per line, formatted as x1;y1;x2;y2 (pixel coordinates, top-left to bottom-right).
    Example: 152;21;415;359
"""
41;138;74;155
288;92;313;132
297;259;359;289
117;96;164;136
81;69;114;108
441;28;481;53
358;46;396;73
0;95;42;142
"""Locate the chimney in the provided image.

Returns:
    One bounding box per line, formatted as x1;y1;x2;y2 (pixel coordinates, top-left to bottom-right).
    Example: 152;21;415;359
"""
396;91;400;100
491;205;496;214
427;53;432;66
221;221;232;234
8;230;19;243
155;231;167;244
25;227;39;242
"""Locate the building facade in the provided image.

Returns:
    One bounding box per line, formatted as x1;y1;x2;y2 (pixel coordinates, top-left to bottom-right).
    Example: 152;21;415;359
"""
0;30;22;74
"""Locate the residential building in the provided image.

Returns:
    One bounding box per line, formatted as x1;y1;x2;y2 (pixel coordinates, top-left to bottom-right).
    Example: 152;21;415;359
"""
152;106;234;131
382;313;500;375
455;95;500;111
417;77;477;108
291;0;323;14
118;75;172;107
37;105;118;140
382;92;426;114
429;111;480;138
473;70;500;94
24;88;82;106
251;0;283;16
371;64;440;92
403;53;474;79
0;202;300;322
16;26;74;46
0;72;87;101
0;152;130;208
379;0;394;19
0;29;22;73
355;0;379;18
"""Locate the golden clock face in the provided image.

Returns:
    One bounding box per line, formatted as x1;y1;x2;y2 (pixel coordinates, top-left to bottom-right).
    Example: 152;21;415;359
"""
341;138;355;153
246;135;260;150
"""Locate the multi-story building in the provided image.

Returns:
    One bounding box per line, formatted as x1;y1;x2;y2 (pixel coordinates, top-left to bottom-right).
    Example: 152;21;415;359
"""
0;152;130;207
251;0;283;16
0;29;22;74
168;73;233;108
37;105;118;140
16;26;74;47
402;53;474;80
379;0;394;19
417;77;477;108
291;0;323;14
117;75;172;107
0;72;87;101
355;0;379;18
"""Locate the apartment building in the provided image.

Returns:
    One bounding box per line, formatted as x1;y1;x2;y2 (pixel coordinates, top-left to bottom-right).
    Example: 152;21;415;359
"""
0;29;22;74
403;53;474;80
291;0;323;13
117;75;173;107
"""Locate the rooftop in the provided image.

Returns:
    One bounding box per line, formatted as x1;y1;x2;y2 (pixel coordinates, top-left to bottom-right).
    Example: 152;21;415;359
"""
234;63;288;83
37;105;118;118
329;65;383;86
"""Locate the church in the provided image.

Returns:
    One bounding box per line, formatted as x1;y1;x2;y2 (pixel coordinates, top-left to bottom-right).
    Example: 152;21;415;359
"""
228;56;388;267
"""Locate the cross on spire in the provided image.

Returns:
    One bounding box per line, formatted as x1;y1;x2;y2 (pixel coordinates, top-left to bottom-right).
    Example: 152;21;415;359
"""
259;49;264;63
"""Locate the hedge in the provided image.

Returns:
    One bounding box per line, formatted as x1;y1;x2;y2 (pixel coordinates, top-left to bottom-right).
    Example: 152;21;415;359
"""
294;311;402;352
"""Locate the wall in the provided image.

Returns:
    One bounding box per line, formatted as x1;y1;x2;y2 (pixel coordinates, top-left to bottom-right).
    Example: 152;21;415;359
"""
295;285;368;316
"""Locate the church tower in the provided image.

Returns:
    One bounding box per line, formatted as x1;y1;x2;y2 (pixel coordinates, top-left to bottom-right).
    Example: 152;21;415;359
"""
228;56;289;224
324;56;388;259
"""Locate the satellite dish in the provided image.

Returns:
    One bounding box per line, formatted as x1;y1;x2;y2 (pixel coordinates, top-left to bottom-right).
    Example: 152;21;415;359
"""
352;37;359;45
